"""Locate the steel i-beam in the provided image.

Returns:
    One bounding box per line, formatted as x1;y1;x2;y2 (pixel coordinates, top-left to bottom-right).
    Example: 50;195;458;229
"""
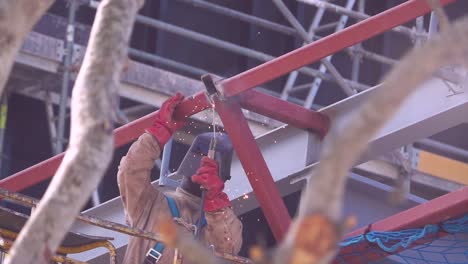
214;96;291;241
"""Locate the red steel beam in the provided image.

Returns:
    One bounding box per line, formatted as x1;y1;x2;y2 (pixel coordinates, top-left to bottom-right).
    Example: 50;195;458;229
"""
0;88;330;191
214;97;291;241
0;92;210;192
335;186;468;263
219;0;457;97
239;90;330;138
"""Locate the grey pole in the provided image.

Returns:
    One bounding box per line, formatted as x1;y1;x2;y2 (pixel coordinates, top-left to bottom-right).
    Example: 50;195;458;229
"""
56;0;77;154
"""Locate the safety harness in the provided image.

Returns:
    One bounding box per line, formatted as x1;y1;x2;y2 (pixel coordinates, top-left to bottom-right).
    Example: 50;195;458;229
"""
144;195;207;263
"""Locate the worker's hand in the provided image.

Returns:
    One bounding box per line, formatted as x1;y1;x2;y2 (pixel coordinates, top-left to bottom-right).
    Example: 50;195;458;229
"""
191;157;231;212
146;93;186;148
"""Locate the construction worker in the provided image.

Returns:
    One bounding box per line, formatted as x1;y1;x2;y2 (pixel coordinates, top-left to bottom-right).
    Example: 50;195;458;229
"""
117;93;243;263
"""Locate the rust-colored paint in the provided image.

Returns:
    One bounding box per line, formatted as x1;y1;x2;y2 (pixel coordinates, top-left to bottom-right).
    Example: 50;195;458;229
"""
290;215;338;264
418;150;468;185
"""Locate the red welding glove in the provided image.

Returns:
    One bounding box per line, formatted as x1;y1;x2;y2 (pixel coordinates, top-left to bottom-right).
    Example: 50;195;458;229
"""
191;157;231;212
146;93;186;148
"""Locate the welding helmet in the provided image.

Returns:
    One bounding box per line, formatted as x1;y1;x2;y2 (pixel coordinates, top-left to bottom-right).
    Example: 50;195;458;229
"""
177;132;234;182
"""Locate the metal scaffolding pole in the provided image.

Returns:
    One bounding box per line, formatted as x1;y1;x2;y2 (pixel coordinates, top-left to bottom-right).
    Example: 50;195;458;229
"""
56;0;77;154
129;48;206;76
44;91;59;154
350;0;365;82
428;11;440;37
303;0;356;108
219;0;456;98
58;1;101;206
88;2;368;91
415;139;468;164
298;0;424;39
280;6;325;101
273;0;356;103
351;46;397;66
129;48;311;107
414;16;425;47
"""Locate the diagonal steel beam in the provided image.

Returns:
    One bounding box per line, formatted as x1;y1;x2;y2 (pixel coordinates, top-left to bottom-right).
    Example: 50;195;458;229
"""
219;0;457;98
214;97;291;241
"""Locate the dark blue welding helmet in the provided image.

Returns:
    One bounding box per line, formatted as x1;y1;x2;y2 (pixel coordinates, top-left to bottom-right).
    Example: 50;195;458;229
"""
177;132;234;182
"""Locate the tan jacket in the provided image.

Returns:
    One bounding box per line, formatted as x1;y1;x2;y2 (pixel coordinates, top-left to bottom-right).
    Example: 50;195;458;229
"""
118;133;243;264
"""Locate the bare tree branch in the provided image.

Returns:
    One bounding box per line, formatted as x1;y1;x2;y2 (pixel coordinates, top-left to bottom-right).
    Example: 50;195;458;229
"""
273;15;468;264
0;0;55;97
4;0;144;263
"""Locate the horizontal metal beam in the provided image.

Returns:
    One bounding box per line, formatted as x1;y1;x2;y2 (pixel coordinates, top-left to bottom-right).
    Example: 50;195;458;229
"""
176;0;299;37
415;138;468;163
219;0;457;98
129;13;368;91
15;30;281;134
4;30;329;193
15;30;307;133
